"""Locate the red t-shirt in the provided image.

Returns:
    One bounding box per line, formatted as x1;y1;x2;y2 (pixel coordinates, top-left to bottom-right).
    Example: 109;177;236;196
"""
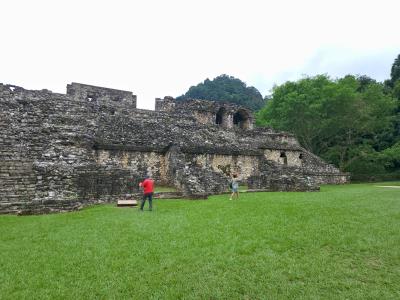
141;178;154;194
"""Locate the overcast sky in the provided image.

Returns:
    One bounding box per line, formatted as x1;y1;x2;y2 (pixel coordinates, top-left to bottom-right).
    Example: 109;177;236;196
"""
1;0;399;109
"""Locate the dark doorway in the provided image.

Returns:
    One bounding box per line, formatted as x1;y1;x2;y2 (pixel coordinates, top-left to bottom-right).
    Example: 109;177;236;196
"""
215;107;225;126
280;152;288;165
233;109;250;129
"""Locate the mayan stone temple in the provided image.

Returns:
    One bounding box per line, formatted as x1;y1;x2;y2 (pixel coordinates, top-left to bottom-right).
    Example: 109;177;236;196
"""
0;82;349;214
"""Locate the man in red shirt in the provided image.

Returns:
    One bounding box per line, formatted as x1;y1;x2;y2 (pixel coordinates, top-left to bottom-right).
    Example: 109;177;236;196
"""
139;175;154;211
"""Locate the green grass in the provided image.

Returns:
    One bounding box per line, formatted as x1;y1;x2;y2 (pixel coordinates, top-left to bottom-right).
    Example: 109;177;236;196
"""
1;183;400;299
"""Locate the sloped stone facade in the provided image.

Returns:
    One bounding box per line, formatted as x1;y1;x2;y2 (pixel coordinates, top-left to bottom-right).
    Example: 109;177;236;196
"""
0;83;349;214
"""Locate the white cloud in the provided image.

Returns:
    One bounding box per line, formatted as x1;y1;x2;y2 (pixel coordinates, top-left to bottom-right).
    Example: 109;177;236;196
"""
1;0;399;109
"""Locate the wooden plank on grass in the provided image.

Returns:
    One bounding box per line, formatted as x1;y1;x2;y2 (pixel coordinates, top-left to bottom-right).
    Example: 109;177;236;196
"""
117;200;138;207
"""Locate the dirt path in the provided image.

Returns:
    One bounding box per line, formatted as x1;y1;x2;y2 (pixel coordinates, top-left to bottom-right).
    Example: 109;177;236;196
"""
375;186;400;189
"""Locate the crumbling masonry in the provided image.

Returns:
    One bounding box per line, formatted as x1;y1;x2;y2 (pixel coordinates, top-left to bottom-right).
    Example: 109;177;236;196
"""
0;82;349;214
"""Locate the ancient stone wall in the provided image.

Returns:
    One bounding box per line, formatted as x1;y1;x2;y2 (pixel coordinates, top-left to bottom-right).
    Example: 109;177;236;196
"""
93;150;167;184
0;82;348;214
157;98;254;129
247;158;320;192
190;153;261;180
264;149;302;167
155;96;176;112
67;82;137;108
0;84;94;213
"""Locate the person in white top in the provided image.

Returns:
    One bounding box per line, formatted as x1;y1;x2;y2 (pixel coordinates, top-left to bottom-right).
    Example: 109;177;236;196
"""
229;173;239;200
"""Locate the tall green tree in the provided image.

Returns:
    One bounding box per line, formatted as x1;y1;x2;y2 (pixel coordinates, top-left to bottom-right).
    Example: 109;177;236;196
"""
256;75;397;173
390;54;400;86
387;54;400;147
257;75;334;153
176;74;265;111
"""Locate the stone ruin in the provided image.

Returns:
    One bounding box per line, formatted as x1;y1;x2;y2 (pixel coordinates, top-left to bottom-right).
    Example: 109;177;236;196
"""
0;82;349;214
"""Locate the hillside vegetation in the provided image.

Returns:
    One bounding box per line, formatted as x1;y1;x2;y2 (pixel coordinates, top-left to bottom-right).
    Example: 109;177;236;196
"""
176;74;265;111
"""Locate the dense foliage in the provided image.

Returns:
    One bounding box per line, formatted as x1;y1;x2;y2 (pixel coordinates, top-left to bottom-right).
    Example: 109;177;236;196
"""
176;74;265;111
390;54;400;86
257;54;400;180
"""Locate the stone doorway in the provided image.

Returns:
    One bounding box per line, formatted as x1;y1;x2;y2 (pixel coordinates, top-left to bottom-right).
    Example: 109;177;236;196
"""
215;107;226;127
233;109;250;129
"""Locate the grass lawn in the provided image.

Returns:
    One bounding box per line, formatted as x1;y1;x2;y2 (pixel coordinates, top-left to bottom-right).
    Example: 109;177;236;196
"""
1;183;399;299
